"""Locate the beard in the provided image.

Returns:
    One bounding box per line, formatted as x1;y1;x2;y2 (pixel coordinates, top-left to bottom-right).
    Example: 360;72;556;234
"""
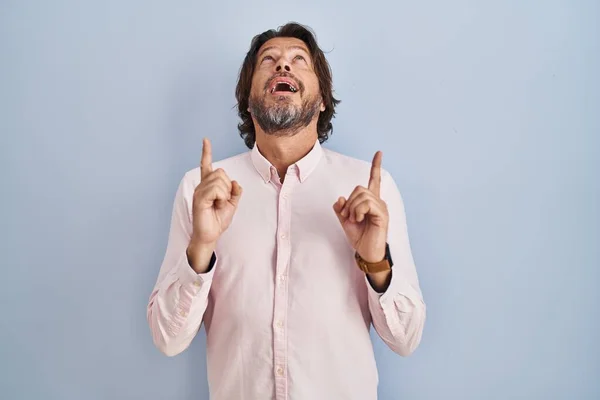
248;91;322;137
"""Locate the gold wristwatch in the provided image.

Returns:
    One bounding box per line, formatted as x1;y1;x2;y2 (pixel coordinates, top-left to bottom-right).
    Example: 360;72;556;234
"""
354;243;393;274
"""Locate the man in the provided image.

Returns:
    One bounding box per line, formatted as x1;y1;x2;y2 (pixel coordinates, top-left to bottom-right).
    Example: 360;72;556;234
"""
147;22;426;400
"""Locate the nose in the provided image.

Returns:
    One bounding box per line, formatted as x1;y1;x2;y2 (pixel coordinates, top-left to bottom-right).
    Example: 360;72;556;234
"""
275;60;291;72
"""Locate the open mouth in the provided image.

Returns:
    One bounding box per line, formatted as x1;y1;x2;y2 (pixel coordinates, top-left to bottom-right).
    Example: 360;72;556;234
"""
270;80;298;94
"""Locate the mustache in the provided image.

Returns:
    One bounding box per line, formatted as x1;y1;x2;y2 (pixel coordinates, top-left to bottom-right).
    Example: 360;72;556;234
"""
263;72;305;92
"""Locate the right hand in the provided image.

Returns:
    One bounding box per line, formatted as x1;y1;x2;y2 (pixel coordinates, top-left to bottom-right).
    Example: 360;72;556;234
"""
187;138;242;270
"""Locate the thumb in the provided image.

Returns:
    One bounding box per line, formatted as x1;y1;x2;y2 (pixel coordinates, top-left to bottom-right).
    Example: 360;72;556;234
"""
333;197;348;225
229;180;243;206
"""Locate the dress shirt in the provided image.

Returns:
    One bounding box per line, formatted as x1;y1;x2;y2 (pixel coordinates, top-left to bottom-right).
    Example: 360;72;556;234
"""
147;139;426;400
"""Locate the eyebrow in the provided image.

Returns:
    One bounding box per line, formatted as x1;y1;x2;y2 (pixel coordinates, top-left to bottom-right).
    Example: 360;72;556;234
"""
258;45;311;59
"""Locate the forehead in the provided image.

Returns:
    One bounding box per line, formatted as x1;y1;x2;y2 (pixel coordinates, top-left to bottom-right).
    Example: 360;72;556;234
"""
258;37;310;54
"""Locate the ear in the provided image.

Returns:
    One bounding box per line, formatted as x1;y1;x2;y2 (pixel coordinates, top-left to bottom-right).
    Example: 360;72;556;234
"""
320;103;326;112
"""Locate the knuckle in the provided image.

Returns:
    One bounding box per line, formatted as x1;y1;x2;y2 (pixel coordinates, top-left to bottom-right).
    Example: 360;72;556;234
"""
207;169;221;179
214;168;230;180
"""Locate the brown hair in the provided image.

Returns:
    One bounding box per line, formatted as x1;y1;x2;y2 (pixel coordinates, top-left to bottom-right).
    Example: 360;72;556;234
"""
235;22;341;149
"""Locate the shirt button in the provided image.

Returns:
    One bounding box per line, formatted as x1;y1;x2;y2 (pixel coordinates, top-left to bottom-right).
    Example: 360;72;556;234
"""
280;234;286;239
276;320;284;329
276;367;284;376
278;275;286;285
179;310;187;317
193;281;201;287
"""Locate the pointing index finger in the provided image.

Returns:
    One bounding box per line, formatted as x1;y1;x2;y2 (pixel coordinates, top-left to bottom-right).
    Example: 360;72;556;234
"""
200;138;213;180
368;151;382;197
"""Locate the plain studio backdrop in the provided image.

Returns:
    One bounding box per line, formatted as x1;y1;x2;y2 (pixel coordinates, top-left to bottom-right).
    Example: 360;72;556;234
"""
1;1;598;399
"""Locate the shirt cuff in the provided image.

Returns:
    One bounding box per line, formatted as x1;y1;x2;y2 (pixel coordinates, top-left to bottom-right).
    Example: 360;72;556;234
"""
177;251;217;288
366;268;421;310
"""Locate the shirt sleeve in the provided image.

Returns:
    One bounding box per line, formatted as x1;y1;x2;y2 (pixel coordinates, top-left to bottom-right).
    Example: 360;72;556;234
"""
365;170;426;356
146;172;217;357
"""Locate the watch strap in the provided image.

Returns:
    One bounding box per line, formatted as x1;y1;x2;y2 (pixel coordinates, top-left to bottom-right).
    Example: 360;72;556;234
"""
354;243;393;274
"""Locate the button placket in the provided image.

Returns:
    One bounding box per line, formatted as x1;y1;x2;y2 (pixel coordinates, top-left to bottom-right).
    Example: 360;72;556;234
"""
272;174;297;400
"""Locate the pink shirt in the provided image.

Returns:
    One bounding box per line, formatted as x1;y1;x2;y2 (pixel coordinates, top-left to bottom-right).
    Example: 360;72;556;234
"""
147;140;426;400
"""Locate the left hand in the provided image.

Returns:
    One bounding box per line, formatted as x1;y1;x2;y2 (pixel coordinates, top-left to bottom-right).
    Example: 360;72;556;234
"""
333;151;389;263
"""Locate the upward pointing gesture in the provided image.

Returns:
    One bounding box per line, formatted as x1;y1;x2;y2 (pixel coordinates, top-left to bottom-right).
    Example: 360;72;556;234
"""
333;151;389;264
188;139;242;271
368;151;382;197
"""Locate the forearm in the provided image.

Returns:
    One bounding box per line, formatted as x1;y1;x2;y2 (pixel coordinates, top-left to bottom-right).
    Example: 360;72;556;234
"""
187;239;217;274
366;269;392;293
147;254;215;356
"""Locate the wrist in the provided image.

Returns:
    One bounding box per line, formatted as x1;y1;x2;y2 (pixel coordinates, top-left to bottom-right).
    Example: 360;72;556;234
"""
186;240;217;274
355;243;393;275
357;247;386;264
366;269;392;293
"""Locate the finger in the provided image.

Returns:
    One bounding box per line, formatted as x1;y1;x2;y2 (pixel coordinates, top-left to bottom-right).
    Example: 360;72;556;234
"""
333;196;346;215
211;180;233;201
353;200;372;223
333;196;348;224
200;138;213;180
196;180;230;206
209;184;230;202
368;151;382;197
353;198;386;223
353;198;388;226
342;190;371;219
229;180;243;207
203;168;233;192
197;172;232;196
341;186;367;217
348;197;371;223
212;185;232;209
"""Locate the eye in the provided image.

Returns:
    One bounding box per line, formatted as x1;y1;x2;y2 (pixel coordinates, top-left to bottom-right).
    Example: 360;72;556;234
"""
294;55;306;61
261;55;274;63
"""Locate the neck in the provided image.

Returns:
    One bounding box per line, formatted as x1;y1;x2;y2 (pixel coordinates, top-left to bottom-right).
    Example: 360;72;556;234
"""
254;123;318;181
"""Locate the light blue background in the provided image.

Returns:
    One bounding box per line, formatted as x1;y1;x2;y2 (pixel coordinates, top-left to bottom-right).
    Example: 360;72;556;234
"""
1;1;598;399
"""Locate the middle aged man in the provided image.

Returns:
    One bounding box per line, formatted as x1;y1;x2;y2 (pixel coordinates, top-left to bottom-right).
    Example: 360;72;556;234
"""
148;22;426;400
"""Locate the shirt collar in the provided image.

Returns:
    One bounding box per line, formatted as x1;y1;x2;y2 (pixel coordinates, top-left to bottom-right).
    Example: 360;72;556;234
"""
251;138;323;183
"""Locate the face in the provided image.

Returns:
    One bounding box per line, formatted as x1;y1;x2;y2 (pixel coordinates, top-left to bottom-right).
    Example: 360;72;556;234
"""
248;37;325;136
